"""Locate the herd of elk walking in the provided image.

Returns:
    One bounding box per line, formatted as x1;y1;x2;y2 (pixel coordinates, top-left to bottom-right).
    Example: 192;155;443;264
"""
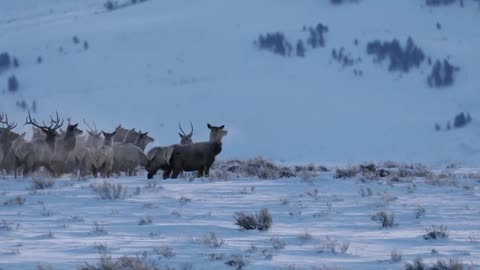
0;112;227;179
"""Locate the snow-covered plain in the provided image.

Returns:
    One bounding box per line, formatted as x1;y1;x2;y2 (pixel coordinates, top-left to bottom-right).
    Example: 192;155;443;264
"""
0;166;479;270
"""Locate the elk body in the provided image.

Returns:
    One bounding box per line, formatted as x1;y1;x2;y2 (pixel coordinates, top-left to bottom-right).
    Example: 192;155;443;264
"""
168;124;227;179
146;122;193;179
91;131;115;178
113;131;153;176
69;120;103;177
146;123;226;179
51;123;83;175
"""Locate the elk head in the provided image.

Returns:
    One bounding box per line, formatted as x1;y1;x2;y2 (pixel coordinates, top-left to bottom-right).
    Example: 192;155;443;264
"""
178;121;193;145
124;128;138;143
207;123;227;143
134;131;154;151
84;119;102;149
101;130;116;147
114;124;129;142
65;123;83;138
25;110;64;152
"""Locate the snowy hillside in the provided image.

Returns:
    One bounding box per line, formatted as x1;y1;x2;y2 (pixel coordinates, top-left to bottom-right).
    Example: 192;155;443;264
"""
1;0;480;165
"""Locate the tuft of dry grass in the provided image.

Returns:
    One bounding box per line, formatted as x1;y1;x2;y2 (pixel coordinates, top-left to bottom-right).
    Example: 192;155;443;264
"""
199;232;225;248
424;225;449;240
3;195;26;206
90;181;127;200
371;211;395;228
32;178;55;190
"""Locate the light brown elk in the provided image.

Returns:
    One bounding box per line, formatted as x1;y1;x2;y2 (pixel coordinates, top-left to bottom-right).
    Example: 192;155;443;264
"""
69;120;102;177
91;131;116;178
24;111;64;176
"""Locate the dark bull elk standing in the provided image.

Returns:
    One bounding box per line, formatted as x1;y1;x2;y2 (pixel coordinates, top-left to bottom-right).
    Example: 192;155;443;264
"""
146;123;227;179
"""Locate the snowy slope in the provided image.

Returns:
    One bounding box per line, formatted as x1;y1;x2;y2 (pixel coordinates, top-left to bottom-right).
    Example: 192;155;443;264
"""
1;0;480;165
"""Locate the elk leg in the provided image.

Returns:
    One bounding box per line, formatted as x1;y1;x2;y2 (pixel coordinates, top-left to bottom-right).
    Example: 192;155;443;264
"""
171;168;181;179
197;169;204;178
91;165;98;178
14;158;18;179
204;165;210;177
44;164;56;177
162;168;171;179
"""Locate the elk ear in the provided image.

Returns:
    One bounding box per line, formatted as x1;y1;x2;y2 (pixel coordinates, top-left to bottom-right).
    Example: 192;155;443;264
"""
207;123;212;129
20;132;26;138
178;132;184;138
111;131;117;136
73;123;78;128
101;130;106;136
219;125;225;129
116;125;122;129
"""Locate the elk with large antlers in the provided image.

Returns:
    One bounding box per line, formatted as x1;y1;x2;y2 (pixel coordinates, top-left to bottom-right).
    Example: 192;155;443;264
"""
0;113;22;175
23;111;64;176
166;124;227;179
51;121;83;175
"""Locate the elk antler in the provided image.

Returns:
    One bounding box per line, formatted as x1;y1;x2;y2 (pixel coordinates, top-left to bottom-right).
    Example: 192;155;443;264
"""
0;113;17;130
25;110;63;131
179;121;193;137
83;119;98;133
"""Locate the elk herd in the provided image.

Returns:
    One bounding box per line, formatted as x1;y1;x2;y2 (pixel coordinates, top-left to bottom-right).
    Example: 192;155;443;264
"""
0;112;227;180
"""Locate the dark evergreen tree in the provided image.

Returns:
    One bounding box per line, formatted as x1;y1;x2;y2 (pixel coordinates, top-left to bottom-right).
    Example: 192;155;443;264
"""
296;40;305;57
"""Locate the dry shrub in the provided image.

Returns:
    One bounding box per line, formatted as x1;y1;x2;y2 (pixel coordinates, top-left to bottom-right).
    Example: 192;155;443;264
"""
405;257;466;270
199;232;225;248
425;172;458;186
395;164;432;178
234;208;272;231
91;181;127;200
32;178;55;190
371;211;395;227
3;195;26;206
215;157;295;179
78;254;159;270
424;225;449;240
334;166;359;179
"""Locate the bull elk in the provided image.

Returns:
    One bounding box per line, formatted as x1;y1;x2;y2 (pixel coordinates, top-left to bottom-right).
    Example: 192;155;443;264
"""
146;123;227;179
0;113;22;175
168;124;227;178
24;111;64;176
51;122;83;175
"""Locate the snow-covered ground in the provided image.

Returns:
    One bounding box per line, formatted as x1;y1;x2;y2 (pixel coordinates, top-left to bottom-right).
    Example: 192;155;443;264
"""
1;0;480;165
0;166;479;269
